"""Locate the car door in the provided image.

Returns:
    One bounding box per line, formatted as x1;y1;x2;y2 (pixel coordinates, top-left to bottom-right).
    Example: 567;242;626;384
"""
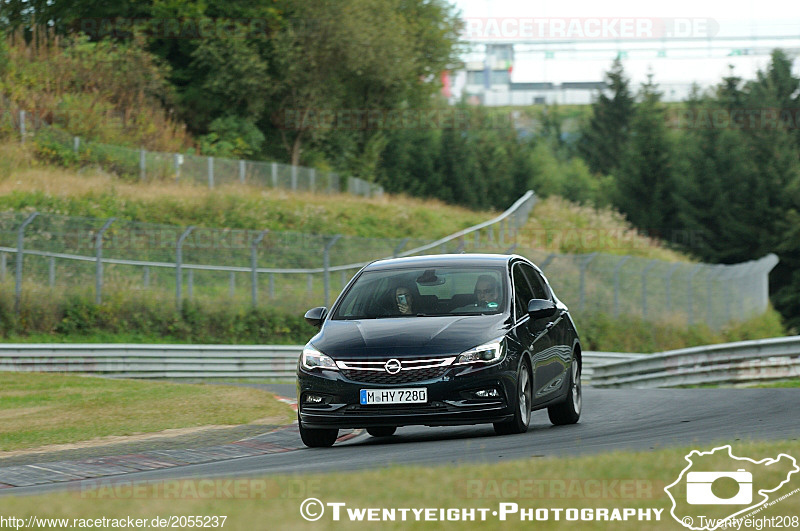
511;262;554;402
518;261;570;402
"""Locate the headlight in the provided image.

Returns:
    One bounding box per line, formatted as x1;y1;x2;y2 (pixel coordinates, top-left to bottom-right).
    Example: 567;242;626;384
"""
301;344;338;371
455;338;504;365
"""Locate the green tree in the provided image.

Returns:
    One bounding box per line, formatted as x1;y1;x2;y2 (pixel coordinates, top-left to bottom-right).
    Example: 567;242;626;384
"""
578;57;635;175
614;74;677;232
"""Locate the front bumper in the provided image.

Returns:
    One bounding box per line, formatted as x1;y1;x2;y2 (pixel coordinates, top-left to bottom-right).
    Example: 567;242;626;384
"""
297;362;517;429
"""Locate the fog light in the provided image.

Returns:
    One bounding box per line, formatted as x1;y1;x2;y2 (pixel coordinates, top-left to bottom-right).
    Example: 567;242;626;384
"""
474;388;500;398
305;394;325;404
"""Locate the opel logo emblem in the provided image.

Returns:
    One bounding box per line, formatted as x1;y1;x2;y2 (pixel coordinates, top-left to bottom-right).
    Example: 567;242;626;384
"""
384;359;402;374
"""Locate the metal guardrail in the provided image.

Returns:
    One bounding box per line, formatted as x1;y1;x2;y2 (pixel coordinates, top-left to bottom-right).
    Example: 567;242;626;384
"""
591;336;800;388
2;340;797;386
582;351;646;380
0;345;640;381
0;344;299;379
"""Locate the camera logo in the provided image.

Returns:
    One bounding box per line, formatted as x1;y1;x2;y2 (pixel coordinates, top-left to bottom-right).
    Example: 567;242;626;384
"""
686;469;752;505
664;445;799;530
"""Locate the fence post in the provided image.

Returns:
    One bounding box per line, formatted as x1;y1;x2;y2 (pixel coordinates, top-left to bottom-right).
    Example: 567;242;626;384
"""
0;252;5;281
310;168;316;192
578;253;597;312
664;263;680;314
758;254;779;313
641;259;657;319
612;256;631;318
207;156;214;189
539;253;556;271
188;269;194;300
49;257;55;287
176;226;195;311
340;270;346;289
393;238;410;258
143;266;150;288
174;154;182;183
239;160;246;184
73;136;80;154
95;218;115;305
15;212;39;315
687;264;703;325
250;229;269;307
323;235;342;308
291;166;298;191
307;273;313;295
139;148;146;181
271;163;278;188
742;261;762;319
708;265;726;328
19;110;25;143
269;273;275;298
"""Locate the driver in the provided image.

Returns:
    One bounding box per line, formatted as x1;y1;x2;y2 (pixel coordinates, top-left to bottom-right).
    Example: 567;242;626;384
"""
452;275;501;312
474;275;500;307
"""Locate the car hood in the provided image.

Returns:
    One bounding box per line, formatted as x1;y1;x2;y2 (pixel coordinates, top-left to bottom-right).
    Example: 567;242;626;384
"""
312;315;510;359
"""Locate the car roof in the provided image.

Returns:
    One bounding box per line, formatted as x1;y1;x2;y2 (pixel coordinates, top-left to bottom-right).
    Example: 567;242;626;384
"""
363;253;520;271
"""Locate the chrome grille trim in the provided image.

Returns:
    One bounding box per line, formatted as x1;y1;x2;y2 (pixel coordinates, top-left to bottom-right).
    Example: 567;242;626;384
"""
335;357;455;371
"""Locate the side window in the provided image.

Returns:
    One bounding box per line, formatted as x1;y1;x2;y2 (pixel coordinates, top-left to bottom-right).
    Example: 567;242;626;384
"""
520;263;549;300
512;263;535;321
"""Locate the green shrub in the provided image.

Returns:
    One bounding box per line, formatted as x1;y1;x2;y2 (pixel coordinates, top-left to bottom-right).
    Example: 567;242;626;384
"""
2;293;317;344
575;308;787;353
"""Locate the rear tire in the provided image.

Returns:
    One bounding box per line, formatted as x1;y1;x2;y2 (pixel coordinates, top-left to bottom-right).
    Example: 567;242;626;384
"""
494;359;532;436
548;352;581;425
366;426;397;437
299;415;338;447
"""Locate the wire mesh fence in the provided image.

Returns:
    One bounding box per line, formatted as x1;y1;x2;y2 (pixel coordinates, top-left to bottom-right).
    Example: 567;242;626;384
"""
0;191;537;316
519;248;777;330
0;191;778;331
8;108;381;197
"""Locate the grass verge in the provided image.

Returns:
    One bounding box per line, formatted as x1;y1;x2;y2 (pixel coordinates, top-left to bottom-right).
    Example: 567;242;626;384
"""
745;380;800;389
0;143;492;239
0;440;797;529
0;372;294;452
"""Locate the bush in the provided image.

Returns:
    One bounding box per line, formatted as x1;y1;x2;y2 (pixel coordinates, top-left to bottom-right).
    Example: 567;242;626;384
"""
575;308;787;353
2;292;318;344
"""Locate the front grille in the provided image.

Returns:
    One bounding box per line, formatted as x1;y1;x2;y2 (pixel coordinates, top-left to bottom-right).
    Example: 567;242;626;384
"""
341;366;450;385
345;402;449;415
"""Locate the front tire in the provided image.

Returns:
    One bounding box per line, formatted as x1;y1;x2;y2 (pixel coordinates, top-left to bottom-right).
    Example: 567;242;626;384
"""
366;426;397;437
299;415;338;447
548;352;581;425
494;359;532;436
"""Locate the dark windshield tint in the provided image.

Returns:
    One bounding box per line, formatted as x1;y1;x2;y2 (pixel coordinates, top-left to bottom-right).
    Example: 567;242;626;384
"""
332;266;508;319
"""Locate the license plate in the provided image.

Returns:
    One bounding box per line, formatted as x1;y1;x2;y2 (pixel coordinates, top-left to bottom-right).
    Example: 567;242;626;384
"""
360;388;427;405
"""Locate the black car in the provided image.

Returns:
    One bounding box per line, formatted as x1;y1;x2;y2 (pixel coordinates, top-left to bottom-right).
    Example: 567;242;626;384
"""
297;254;582;447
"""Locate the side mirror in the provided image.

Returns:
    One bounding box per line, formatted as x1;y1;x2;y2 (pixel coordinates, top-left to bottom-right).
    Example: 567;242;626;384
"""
527;299;556;320
304;306;328;328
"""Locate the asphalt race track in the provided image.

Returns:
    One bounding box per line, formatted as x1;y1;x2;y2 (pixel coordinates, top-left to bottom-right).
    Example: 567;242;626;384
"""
3;385;799;497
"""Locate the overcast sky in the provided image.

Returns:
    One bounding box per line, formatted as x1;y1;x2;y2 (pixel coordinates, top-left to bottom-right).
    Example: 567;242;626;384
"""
450;0;800;33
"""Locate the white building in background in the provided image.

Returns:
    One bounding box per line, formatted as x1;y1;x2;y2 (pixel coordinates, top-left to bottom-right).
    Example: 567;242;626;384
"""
454;37;800;105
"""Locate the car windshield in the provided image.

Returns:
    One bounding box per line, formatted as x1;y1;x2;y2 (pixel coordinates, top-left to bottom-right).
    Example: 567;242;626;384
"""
332;266;508;319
